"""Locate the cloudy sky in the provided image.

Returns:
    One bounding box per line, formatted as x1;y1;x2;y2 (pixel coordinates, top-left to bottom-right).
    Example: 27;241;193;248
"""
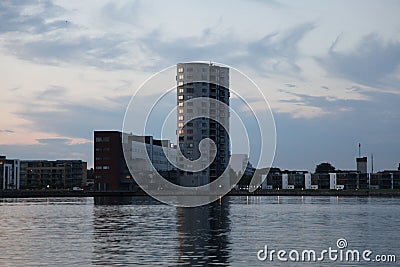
0;0;399;172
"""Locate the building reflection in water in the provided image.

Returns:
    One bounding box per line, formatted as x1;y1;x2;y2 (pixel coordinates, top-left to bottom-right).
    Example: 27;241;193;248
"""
91;196;231;266
176;197;231;266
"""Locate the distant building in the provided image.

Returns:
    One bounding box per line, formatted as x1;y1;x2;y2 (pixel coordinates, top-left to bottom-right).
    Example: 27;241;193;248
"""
356;157;368;173
0;155;20;190
230;154;249;176
20;160;87;189
261;170;309;190
370;170;400;190
176;62;230;187
94;131;177;191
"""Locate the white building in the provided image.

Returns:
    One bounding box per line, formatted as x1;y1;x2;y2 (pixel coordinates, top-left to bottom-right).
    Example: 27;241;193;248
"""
0;156;20;190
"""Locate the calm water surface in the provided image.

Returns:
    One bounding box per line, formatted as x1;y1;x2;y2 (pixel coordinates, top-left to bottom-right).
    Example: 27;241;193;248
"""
0;196;399;266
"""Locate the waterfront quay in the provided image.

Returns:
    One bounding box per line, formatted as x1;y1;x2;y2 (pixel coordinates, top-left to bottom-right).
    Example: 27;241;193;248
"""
1;189;400;199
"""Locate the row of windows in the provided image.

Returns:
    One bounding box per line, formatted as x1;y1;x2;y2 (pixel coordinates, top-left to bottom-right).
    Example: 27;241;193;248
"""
95;165;110;170
95;147;110;152
178;101;196;107
178;95;193;100
95;157;110;161
95;175;109;179
178;122;194;127
95;137;110;142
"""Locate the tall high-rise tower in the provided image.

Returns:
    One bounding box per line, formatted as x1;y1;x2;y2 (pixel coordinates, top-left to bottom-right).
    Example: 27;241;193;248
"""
176;62;230;187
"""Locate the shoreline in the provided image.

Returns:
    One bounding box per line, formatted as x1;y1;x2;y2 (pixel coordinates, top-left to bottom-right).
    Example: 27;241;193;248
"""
1;189;400;198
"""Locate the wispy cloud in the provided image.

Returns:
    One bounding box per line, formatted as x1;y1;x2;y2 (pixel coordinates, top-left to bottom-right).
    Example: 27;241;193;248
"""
36;138;71;145
317;33;400;88
0;0;66;34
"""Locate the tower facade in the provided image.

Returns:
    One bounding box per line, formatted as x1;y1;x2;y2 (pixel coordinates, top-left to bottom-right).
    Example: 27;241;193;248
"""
356;157;368;174
176;62;230;186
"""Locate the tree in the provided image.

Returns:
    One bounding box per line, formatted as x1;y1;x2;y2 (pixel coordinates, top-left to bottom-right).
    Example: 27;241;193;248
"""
315;162;336;173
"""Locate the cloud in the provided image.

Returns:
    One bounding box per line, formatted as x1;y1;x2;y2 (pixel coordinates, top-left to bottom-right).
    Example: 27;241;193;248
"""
0;0;66;34
0;1;144;70
6;33;137;70
16;101;126;140
140;23;315;75
36;86;67;100
317;33;400;88
273;90;400;171
0;129;14;133
1;0;315;75
36;138;71;145
0;142;92;164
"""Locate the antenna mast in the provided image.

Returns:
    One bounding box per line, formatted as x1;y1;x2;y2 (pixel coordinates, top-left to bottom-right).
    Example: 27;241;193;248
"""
371;153;374;173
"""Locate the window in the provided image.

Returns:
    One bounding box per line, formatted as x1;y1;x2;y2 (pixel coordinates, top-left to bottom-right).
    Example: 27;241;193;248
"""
187;122;193;127
178;74;184;80
178;81;184;86
178;67;184;73
179;129;184;135
188;143;194;148
187;88;194;93
187;101;193;106
187;67;193;72
187;150;193;154
178;95;184;100
178;102;183;107
178;116;184;121
187;95;193;99
178;109;184;114
187;109;193;113
103;166;110;170
187;129;193;134
178;122;183;127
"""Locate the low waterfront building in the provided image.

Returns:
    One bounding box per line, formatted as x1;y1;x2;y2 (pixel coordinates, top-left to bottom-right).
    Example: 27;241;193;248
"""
0;155;20;190
20;160;87;189
261;170;309;190
94;131;177;191
370;170;400;190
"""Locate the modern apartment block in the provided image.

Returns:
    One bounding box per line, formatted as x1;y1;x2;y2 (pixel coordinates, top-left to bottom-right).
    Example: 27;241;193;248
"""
19;160;87;189
176;62;230;187
94;131;177;191
0;155;20;190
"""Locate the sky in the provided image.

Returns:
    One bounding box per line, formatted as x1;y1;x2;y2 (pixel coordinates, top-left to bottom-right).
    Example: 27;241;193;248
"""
0;0;399;172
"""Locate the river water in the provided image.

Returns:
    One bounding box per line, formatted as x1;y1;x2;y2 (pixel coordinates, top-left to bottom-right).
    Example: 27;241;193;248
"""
0;196;399;266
